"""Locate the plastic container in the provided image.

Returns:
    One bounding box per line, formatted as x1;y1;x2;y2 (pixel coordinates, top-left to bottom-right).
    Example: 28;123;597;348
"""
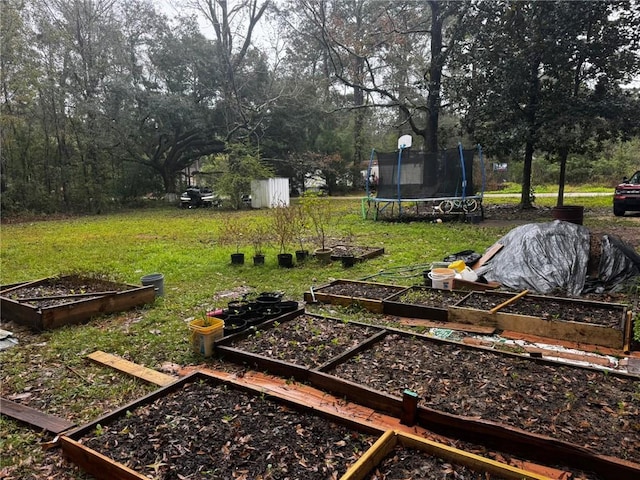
189;318;224;357
447;260;466;273
141;273;164;297
459;266;478;282
428;268;456;290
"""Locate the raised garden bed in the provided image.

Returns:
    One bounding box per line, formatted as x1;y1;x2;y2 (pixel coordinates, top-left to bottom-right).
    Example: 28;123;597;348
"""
448;291;629;349
61;371;378;480
222;312;383;369
304;280;406;313
212;308;640;478
329;331;640;469
383;286;469;322
343;430;543;480
0;275;155;330
329;244;385;262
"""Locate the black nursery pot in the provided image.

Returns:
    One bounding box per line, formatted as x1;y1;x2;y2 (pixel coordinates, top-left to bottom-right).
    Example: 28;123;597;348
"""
224;319;247;336
277;253;294;268
278;300;299;313
261;307;282;319
253;254;265;266
231;253;245;265
227;300;248;314
256;294;281;306
295;250;309;262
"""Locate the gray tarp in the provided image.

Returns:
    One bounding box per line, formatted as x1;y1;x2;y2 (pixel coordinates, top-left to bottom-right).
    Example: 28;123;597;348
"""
476;221;640;296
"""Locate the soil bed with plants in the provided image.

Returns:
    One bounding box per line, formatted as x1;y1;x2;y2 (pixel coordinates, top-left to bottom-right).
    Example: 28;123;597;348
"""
315;282;405;300
330;333;640;464
1;275;134;309
329;244;384;261
389;287;468;308
368;445;508;480
230;314;381;368
80;378;376;479
458;291;624;328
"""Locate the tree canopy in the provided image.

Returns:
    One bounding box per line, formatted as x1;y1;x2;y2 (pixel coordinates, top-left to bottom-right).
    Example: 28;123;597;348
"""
1;0;639;214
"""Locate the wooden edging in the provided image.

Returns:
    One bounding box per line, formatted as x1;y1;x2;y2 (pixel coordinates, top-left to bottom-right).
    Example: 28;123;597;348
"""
0;397;75;434
341;430;551;480
61;370;569;480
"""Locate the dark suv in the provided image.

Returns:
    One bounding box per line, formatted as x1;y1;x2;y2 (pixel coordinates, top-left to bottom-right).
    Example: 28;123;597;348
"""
613;170;640;216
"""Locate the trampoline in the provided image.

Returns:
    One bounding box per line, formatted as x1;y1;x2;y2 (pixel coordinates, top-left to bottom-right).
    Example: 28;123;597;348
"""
361;143;486;221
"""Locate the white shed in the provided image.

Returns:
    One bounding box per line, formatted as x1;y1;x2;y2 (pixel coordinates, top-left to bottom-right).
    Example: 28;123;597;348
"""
250;178;290;208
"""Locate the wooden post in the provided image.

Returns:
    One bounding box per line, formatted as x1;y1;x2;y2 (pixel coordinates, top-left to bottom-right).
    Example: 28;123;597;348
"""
400;389;419;426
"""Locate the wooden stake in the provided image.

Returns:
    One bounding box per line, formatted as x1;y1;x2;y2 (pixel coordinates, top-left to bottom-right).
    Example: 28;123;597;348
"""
489;290;529;314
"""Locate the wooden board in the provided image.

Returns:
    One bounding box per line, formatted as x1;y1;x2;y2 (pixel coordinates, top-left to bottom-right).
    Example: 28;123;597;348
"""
1;397;75;434
60;437;147;480
87;351;176;386
304;280;405;314
471;243;504;270
395;317;496;334
342;430;551;480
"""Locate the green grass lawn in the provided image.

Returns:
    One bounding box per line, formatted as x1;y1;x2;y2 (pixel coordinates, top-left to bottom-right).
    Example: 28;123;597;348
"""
0;194;637;477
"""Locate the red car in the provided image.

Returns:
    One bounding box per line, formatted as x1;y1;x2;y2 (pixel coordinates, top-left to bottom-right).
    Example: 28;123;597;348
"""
613;170;640;216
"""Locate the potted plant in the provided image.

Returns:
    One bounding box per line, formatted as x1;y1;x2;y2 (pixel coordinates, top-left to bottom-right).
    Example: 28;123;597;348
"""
292;204;310;262
249;219;271;266
301;191;334;263
218;216;248;265
270;203;296;268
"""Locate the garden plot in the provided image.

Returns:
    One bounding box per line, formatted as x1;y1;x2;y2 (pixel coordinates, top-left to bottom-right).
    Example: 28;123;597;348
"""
329;332;640;466
0;275;155;330
448;290;630;349
383;286;469;322
304;280;407;313
63;372;378;480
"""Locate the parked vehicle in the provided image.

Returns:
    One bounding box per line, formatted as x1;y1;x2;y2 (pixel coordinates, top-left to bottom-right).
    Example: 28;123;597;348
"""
180;187;221;209
613;170;640;216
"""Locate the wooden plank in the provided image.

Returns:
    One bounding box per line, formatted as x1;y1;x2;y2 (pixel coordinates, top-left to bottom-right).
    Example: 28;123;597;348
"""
87;351;176;386
489;289;528;314
623;310;633;354
341;430;397;480
60;437;147;480
1;397;75;434
395;317;496;334
471;243;504;270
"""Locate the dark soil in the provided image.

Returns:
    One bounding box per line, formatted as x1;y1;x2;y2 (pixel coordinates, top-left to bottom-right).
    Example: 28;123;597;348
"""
329;244;384;260
316;282;405;300
458;291;625;328
330;333;640;464
389;287;468;307
368;445;508;479
83;379;376;480
1;275;132;308
231;314;380;368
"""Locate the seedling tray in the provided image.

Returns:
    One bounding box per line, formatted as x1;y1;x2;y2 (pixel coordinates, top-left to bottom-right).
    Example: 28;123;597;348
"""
448;291;629;349
0;275;155;330
304;279;406;313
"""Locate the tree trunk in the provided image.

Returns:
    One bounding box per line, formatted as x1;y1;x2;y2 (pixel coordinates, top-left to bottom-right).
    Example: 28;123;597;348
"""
521;140;534;209
556;148;568;207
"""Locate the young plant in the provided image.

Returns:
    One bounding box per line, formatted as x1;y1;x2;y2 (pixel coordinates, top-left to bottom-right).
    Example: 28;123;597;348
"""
249;218;271;256
270;202;296;253
218;216;248;253
301;191;334;251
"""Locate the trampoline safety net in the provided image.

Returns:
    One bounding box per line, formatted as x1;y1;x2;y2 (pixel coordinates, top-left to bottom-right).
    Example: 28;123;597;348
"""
374;147;476;200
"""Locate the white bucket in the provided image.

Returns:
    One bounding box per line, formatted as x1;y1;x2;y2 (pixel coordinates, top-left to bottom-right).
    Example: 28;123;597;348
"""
428;268;456;290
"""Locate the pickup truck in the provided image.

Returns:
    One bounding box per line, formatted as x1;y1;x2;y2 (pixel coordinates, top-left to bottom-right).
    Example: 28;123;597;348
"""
613;170;640;216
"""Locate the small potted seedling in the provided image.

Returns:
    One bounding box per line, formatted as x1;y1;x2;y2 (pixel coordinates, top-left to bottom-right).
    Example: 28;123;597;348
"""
218;216;248;265
301;191;334;264
249;219;271;266
270;202;296;267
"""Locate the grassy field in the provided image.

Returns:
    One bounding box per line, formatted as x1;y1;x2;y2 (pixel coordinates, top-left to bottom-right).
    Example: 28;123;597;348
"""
0;194;637;478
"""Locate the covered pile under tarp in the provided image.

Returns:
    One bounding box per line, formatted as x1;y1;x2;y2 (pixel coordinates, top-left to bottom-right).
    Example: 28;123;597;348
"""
476;221;640;296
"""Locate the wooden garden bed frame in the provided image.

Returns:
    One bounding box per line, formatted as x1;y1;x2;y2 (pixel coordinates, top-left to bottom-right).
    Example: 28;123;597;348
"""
0;276;155;330
303;279;407;313
328;245;385;262
213;310;640;479
448;290;629;349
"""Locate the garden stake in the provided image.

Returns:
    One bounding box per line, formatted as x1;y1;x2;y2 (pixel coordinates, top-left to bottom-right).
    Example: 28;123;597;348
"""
489;289;529;314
